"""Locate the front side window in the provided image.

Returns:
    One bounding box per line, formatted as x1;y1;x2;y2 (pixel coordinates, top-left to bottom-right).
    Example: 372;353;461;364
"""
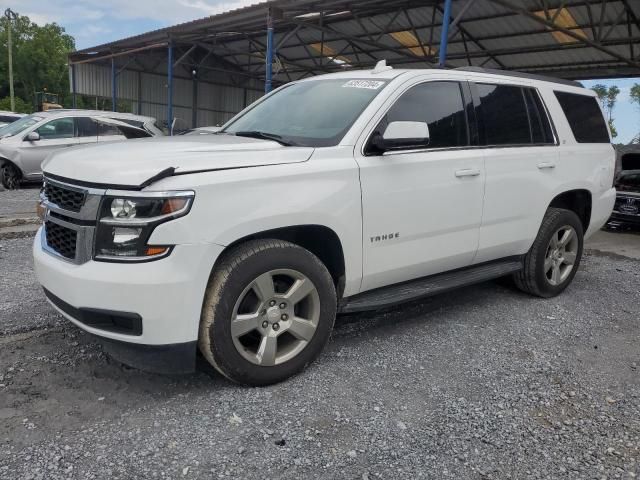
36;118;74;140
223;79;388;147
476;83;531;145
554;91;610;143
375;81;470;149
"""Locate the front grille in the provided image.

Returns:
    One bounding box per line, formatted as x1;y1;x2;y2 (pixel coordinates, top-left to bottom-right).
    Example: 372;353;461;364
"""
43;183;85;212
45;221;77;259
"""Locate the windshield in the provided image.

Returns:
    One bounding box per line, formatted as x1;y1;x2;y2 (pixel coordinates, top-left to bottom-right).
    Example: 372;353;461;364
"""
0;115;43;138
223;79;388;147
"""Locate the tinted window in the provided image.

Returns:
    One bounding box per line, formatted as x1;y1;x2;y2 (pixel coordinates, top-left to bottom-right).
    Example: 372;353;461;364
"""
476;84;530;145
76;117;98;138
0;115;19;123
554;91;609;143
524;88;554;144
379;81;469;149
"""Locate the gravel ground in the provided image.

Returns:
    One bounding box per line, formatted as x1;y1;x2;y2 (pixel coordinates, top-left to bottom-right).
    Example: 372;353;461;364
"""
0;237;639;479
0;186;39;218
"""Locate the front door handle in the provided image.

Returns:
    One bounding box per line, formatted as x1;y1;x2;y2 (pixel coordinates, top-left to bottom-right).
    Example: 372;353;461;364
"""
455;168;481;178
537;162;556;169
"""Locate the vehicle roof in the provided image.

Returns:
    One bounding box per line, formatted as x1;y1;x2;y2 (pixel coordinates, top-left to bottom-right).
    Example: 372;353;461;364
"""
300;66;591;95
33;109;156;122
0;111;25;116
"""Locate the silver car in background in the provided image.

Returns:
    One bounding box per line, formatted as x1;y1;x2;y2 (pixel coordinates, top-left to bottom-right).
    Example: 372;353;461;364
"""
0;110;164;189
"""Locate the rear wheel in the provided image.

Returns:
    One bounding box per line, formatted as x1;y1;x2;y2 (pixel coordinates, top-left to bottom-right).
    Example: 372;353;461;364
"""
0;162;21;190
199;239;336;386
514;208;584;298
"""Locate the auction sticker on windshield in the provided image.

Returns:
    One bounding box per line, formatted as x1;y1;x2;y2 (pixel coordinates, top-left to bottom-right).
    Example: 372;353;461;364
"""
342;80;385;90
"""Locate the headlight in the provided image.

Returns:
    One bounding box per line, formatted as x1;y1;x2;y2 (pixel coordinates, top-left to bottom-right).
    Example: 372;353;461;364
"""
94;191;194;262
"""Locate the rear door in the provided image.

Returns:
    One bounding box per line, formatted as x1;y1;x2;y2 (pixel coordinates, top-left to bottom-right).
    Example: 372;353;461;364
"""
470;81;559;263
356;78;485;291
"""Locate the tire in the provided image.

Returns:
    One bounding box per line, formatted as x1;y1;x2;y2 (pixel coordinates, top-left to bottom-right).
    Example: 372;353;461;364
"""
198;239;337;386
0;162;21;190
514;207;584;298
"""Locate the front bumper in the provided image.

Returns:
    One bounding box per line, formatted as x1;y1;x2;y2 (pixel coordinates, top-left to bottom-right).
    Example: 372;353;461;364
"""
33;227;223;348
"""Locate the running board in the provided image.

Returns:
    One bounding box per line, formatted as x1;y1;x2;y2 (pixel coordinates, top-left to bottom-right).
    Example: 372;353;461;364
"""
339;257;523;314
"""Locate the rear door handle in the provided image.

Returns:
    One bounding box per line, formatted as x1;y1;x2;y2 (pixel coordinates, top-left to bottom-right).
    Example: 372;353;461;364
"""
455;168;481;178
537;162;556;169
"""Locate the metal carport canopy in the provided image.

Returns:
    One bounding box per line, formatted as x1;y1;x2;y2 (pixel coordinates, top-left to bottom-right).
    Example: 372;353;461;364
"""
67;0;640;131
69;0;640;81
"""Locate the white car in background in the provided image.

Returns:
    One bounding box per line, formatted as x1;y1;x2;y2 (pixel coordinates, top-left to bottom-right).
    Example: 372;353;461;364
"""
0;110;163;189
0;110;26;127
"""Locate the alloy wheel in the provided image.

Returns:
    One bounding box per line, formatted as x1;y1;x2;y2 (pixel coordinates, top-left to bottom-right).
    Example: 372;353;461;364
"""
230;269;321;366
544;225;578;286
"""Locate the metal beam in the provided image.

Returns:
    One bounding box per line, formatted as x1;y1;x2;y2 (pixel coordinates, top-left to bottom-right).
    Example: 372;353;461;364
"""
265;11;275;93
167;41;174;135
111;57;117;111
438;0;453;66
486;0;640;69
173;45;197;68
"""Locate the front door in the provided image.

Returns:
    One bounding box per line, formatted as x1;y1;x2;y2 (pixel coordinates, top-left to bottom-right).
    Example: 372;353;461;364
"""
356;79;485;292
19;117;79;178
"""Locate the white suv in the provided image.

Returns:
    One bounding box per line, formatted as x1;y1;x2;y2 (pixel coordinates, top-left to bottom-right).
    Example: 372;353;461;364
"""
33;64;616;386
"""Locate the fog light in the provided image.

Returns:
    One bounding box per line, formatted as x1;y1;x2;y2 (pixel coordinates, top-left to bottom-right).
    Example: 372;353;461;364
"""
110;199;137;219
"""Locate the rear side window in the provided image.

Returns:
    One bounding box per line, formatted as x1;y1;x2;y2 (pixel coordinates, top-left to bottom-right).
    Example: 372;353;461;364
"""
476;84;531;145
554;91;609;143
381;81;469;148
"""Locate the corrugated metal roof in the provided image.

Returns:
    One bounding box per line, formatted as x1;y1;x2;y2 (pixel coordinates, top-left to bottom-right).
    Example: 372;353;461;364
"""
69;0;640;84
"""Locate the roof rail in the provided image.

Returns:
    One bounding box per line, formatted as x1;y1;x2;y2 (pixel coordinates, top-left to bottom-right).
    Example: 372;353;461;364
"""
454;66;582;88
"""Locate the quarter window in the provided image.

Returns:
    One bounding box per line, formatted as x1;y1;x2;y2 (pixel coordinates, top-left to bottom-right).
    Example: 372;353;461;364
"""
554;91;610;143
377;81;469;149
476;84;531;145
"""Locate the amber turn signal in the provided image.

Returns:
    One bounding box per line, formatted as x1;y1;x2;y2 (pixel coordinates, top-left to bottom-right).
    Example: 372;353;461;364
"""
144;246;169;256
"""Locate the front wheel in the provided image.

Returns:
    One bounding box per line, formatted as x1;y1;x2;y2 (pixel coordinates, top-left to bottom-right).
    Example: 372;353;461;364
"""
0;162;21;190
199;239;337;386
514;208;584;298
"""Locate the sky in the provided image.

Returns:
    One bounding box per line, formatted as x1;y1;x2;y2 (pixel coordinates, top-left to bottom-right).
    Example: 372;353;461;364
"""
4;0;640;143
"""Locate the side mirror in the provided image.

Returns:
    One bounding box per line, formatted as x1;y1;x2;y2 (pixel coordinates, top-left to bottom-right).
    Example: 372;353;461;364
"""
368;121;430;155
381;121;430;150
26;131;40;142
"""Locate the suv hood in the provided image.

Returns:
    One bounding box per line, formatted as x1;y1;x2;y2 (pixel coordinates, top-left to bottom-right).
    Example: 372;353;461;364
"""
42;134;314;188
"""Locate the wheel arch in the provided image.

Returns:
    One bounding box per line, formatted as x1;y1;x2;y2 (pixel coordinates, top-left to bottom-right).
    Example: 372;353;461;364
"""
217;224;347;298
548;189;592;232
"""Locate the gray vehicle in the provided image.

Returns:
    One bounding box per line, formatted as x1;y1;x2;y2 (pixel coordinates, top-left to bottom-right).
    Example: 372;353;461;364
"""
0;110;163;189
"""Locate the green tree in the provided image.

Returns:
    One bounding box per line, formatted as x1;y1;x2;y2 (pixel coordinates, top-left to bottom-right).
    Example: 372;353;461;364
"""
631;84;640;143
591;84;620;138
0;13;75;112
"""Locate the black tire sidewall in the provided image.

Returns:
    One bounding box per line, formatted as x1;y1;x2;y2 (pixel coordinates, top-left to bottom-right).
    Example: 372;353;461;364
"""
208;244;336;386
0;164;19;190
533;210;584;297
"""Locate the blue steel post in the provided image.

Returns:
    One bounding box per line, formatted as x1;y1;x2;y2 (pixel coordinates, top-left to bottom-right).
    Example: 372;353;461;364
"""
168;41;174;135
71;63;77;109
265;11;274;94
111;58;117;111
438;0;453;67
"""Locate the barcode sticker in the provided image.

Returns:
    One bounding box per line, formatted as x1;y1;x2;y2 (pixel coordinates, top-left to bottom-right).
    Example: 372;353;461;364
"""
342;80;385;90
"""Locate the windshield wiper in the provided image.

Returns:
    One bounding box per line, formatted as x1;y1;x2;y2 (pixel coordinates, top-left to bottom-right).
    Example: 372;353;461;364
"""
233;131;298;147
